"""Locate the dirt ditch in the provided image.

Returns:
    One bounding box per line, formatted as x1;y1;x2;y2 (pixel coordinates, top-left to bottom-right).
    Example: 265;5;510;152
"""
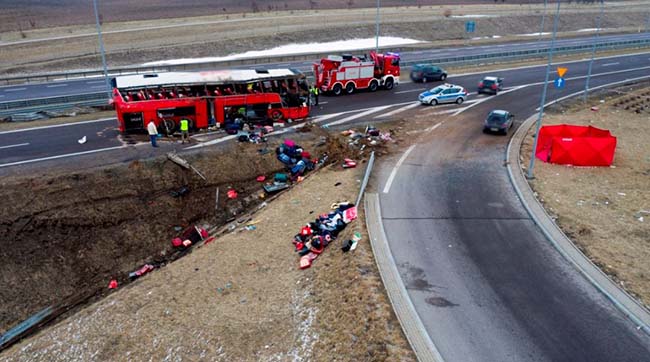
0;130;358;336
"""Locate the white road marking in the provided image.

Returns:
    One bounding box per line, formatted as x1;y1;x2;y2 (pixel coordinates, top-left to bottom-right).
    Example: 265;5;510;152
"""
46;83;68;88
430;108;463;115
452;85;527;116
86;80;106;84
0;117;116;135
383;144;416;194
3;87;26;92
90;85;108;89
324;105;392;127
185;135;237;149
318;101;329;105
0;146;124;168
0;142;29;150
394;89;423;94
0;95;4;98
602;62;620;67
375;102;420;118
425;122;443;133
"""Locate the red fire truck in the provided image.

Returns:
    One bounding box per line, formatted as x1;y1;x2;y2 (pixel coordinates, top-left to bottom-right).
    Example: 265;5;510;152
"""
312;51;400;96
111;69;311;133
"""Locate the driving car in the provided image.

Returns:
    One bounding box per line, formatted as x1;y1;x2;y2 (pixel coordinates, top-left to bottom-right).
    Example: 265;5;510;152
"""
477;76;504;95
418;84;468;105
410;64;448;83
483;110;514;135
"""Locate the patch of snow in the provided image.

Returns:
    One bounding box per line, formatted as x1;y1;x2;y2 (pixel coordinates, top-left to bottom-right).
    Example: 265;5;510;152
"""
142;37;423;66
577;28;603;32
517;32;551;37
451;14;493;18
471;35;502;40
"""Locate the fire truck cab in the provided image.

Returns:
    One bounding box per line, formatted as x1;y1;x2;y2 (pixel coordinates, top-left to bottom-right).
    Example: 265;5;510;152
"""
313;51;400;96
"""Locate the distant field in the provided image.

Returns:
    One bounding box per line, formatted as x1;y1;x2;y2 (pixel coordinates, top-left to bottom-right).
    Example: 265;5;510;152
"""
0;0;596;33
0;1;646;76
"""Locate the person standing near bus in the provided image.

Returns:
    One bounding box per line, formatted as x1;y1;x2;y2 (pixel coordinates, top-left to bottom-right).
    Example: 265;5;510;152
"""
180;118;190;144
147;120;159;147
309;85;319;106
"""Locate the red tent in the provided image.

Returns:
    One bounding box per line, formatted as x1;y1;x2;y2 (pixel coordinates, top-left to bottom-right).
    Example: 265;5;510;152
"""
535;124;617;166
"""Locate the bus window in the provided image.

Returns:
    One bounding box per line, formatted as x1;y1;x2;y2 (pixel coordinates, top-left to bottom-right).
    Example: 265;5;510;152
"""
157;106;195;119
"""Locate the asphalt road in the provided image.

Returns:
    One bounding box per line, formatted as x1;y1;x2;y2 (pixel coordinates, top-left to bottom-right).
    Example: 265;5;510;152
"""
1;32;649;102
1;43;649;360
374;56;650;360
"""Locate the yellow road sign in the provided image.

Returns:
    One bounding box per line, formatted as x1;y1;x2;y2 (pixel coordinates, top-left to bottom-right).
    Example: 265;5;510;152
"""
557;67;568;78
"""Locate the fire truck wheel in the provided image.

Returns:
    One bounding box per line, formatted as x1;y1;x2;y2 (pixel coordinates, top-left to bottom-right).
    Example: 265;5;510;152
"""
162;119;176;135
384;77;394;90
332;84;343;96
345;82;355;94
369;81;378;92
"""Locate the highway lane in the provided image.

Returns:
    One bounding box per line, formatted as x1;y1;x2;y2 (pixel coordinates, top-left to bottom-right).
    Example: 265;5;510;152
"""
2;33;649;102
1;52;649;171
1;44;649;360
375;57;650;359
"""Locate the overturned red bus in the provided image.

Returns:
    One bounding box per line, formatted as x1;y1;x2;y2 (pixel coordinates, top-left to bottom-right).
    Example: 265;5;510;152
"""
111;69;311;133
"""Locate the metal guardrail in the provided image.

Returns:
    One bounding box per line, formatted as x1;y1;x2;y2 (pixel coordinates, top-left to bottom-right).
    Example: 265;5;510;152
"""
2;37;650;118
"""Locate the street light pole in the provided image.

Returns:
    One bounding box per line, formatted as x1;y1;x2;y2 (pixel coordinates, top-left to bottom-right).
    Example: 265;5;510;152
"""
527;0;561;180
538;0;548;46
583;0;604;103
92;0;111;100
375;0;380;54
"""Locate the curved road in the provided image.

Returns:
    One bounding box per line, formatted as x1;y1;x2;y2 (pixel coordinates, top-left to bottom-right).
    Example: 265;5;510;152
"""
374;56;650;360
0;44;649;360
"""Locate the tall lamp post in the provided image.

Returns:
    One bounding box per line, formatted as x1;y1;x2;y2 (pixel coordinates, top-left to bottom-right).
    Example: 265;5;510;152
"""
583;0;605;103
93;0;111;100
527;0;561;180
375;0;380;54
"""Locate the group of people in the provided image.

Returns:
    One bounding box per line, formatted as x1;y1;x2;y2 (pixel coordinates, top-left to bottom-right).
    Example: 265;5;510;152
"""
146;118;191;147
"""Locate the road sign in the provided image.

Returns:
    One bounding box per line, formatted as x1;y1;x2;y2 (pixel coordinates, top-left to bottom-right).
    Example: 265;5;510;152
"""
554;77;565;89
465;21;476;33
557;67;568;78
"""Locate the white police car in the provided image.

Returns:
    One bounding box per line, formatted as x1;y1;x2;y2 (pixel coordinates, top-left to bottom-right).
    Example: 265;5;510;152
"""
418;83;469;105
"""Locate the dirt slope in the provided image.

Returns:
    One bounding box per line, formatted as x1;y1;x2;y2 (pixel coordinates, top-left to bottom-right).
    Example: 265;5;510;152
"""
521;83;650;309
0;162;415;362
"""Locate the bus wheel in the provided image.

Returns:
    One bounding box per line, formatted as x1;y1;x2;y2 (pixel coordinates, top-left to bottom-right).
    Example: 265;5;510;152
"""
332;84;343;96
271;110;283;121
345;82;355;94
384;78;394;90
369;81;378;92
162;119;176;135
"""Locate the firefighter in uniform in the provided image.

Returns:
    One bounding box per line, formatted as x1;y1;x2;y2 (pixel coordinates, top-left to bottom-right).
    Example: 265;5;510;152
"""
180;118;190;144
309;86;319;106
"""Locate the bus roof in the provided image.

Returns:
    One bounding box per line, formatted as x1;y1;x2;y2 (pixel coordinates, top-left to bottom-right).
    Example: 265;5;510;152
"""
114;69;302;89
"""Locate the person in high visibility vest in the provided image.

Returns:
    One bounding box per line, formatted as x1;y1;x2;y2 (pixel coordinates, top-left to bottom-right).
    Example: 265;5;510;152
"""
309;86;319;106
180;118;190;144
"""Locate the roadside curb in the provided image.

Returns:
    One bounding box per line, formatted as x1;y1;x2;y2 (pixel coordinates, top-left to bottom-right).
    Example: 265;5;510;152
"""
506;114;650;335
365;193;445;362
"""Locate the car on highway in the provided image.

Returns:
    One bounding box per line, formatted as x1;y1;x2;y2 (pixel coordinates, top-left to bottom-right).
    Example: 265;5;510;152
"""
477;76;504;95
418;83;468;105
483;109;514;135
410;64;447;82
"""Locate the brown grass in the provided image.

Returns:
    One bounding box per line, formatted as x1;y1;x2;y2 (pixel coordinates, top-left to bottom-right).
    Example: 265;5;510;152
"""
520;84;650;308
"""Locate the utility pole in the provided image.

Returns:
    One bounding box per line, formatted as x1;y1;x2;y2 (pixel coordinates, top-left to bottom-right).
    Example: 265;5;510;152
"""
375;0;380;54
583;0;604;103
93;0;112;100
527;0;561;180
538;0;548;46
